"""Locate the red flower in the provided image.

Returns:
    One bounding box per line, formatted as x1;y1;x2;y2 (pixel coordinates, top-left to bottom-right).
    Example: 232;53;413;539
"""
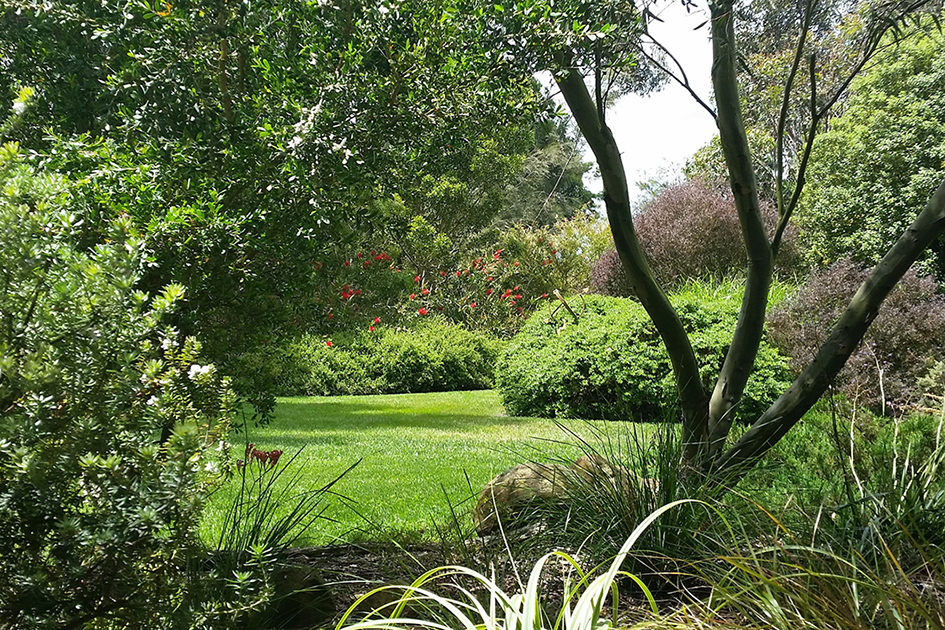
369;326;375;332
315;261;322;270
456;270;461;277
421;288;429;296
373;317;381;324
470;302;476;308
541;293;548;298
357;252;363;258
418;308;428;316
363;260;371;268
551;249;557;254
344;260;350;267
327;313;333;319
410;293;416;300
440;271;446;277
514;294;522;299
354;289;362;295
486;289;493;295
268;450;283;467
414;275;421;283
326;341;333;347
513;261;519;267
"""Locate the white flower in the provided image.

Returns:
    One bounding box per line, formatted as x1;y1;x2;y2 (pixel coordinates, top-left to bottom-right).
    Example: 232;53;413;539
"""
161;337;178;350
187;364;212;381
12;101;26;116
203;461;219;474
147;395;159;406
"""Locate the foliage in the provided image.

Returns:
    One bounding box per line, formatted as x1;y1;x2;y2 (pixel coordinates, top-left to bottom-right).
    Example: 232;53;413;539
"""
798;23;945;275
0;144;234;627
767;259;945;414
590;248;634;297
238;319;506;397
497;289;792;424
593;180;802;296
499;116;597;226
640;180;803;286
0;0;547;414
195;447;354;626
336;502;695;630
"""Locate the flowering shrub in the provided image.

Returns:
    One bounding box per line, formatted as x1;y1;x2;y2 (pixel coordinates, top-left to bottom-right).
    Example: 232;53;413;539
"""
497;287;791;423
767;259;945;414
0;145;234;626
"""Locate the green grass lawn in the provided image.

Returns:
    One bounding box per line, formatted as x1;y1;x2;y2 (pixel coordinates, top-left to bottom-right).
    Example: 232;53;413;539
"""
201;390;643;547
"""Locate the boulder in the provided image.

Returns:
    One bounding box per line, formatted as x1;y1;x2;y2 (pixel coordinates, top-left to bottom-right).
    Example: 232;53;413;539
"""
473;455;660;535
473;462;575;534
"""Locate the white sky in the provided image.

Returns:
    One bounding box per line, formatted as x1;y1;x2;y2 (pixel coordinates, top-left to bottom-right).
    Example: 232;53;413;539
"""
563;0;719;203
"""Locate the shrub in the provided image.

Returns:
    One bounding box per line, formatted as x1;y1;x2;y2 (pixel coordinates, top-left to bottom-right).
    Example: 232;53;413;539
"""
496;288;792;423
0;144;234;627
592;180;803;293
590;248;635;297
238;319;506;396
766;259;945;414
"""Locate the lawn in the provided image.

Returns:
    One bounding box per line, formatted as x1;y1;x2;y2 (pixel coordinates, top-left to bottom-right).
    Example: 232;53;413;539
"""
201;390;644;546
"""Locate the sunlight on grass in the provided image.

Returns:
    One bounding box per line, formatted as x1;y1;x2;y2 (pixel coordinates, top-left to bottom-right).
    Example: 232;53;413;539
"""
202;391;645;546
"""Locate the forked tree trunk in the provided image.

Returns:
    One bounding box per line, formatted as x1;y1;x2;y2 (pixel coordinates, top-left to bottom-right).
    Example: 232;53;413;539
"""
555;1;945;483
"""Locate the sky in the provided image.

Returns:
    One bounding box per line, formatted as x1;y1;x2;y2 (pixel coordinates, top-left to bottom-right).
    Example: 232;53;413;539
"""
562;0;719;203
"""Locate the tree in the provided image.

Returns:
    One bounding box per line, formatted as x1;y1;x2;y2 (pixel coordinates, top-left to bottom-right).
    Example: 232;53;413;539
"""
0;137;234;626
488;0;945;482
797;25;945;276
1;0;545;413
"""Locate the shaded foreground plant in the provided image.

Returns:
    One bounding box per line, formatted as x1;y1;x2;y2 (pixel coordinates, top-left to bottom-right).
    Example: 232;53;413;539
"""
334;500;705;630
194;446;358;625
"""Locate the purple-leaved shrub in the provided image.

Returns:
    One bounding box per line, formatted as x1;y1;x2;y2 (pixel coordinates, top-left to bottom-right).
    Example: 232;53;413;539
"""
767;259;945;414
591;180;802;295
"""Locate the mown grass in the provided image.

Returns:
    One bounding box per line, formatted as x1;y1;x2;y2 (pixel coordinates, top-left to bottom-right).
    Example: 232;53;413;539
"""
201;390;645;546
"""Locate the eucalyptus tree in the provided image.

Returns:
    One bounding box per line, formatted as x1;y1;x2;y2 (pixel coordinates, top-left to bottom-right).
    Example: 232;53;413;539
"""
482;0;945;481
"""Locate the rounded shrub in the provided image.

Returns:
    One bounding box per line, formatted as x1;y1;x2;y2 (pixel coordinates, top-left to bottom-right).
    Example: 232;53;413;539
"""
767;259;945;414
240;318;505;396
496;289;792;423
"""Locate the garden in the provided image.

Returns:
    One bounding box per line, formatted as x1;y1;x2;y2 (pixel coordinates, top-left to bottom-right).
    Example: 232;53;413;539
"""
3;0;945;628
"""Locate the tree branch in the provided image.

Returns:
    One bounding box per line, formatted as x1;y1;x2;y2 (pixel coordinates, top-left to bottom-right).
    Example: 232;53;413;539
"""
714;178;945;482
706;0;774;459
554;64;709;461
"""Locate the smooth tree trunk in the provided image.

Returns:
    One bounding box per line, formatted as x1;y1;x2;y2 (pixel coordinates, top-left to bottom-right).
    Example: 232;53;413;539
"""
554;0;945;483
554;65;711;463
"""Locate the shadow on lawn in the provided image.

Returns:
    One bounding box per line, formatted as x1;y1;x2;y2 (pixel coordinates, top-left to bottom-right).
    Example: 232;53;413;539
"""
273;395;554;434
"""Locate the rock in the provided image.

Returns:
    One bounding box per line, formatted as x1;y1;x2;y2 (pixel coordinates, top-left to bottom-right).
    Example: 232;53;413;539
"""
474;455;660;535
473;462;575;535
